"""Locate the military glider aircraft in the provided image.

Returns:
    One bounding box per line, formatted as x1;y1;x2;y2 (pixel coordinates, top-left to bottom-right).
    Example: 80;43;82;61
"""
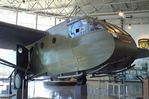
0;16;148;87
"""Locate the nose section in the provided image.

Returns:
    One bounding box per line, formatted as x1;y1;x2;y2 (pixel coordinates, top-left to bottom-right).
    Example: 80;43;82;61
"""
72;30;116;71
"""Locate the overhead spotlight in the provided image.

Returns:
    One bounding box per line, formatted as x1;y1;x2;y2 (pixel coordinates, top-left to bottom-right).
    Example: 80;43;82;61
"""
118;10;124;17
128;24;132;29
23;0;25;3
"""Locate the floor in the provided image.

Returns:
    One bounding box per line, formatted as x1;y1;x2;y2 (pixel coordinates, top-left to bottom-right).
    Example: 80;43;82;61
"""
27;80;142;99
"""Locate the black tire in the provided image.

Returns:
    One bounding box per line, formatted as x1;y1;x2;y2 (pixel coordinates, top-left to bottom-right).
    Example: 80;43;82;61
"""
77;75;87;85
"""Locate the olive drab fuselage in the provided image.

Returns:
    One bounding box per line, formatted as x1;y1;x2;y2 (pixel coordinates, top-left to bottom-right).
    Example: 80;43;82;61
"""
29;17;137;76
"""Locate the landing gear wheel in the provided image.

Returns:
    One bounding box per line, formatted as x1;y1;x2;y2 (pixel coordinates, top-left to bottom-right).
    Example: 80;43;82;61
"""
77;75;87;85
14;72;23;89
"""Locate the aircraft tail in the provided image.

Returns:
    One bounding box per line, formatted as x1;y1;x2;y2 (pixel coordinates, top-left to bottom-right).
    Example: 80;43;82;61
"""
136;48;149;59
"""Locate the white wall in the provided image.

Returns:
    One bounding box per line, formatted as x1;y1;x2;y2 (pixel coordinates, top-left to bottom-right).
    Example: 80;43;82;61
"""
0;9;65;78
124;24;149;70
125;24;149;47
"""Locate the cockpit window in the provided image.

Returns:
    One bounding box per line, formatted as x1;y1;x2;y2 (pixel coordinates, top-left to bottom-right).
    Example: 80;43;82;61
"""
68;18;105;38
108;24;123;35
113;25;129;35
101;22;129;38
107;23;129;36
101;23;119;38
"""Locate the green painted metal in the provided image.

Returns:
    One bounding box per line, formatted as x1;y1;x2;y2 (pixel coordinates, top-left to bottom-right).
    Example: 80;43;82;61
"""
29;17;137;76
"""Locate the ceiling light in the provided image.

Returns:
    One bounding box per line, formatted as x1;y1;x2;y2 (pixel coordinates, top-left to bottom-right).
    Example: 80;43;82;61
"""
23;0;25;3
128;24;132;29
118;10;124;17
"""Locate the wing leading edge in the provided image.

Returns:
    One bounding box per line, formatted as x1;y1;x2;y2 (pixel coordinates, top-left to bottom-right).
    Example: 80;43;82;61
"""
0;21;47;49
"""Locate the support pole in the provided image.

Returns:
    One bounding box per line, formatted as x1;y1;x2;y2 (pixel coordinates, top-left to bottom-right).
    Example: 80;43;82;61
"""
16;79;28;99
9;75;12;94
75;85;87;99
120;18;124;29
35;14;38;29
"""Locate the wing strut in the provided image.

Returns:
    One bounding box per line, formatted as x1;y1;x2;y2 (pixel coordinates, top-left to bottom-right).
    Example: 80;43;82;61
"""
0;58;27;72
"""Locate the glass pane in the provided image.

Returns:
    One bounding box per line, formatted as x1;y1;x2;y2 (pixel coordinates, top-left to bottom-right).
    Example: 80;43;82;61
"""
56;18;65;25
18;12;36;28
114;85;119;96
108;85;113;96
0;49;15;78
37;16;55;30
0;9;16;24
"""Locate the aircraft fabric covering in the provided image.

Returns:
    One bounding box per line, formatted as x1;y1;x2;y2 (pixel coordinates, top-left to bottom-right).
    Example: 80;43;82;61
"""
0;21;47;49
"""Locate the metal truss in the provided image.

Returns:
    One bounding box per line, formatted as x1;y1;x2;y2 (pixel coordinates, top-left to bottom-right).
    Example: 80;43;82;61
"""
0;0;147;15
0;0;148;21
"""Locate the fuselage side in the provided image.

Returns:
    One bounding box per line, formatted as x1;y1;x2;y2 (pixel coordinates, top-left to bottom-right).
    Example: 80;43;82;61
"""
29;17;137;76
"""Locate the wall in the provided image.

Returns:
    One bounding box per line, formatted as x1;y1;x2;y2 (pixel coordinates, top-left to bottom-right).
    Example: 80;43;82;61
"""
125;24;149;47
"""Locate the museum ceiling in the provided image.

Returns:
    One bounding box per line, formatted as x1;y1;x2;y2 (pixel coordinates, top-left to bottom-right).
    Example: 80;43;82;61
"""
0;0;149;24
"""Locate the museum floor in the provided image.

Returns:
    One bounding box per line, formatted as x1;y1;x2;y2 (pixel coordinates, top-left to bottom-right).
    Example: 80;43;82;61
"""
27;80;142;99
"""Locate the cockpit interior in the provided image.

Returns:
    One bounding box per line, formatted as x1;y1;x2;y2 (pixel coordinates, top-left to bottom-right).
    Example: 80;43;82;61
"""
67;17;129;39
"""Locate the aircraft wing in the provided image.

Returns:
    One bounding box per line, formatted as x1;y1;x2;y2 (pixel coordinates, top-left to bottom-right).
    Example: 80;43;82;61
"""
136;48;149;59
0;21;47;49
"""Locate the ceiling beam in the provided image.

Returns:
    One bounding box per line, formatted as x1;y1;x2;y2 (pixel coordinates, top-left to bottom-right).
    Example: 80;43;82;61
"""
1;0;148;12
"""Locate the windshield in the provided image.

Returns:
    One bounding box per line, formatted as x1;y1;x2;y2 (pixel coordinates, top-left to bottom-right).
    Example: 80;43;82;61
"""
102;22;129;38
68;18;105;38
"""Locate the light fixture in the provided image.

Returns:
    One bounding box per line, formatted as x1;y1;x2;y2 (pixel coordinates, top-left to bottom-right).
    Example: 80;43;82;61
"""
118;10;124;17
23;0;25;3
128;24;132;29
